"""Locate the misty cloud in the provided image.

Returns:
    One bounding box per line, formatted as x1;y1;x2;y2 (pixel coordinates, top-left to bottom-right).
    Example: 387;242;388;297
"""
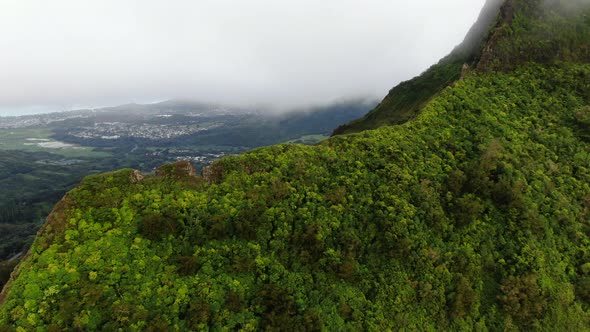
544;0;590;11
0;0;486;115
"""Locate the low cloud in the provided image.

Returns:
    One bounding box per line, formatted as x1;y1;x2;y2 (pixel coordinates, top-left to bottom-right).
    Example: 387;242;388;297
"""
0;0;486;115
543;0;590;11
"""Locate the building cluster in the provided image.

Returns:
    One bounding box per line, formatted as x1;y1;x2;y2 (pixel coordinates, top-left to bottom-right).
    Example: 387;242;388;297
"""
69;122;220;140
0;112;88;129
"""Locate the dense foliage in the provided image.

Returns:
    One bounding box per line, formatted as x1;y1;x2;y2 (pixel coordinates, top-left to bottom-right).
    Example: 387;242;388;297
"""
0;146;194;280
3;0;590;330
2;62;590;330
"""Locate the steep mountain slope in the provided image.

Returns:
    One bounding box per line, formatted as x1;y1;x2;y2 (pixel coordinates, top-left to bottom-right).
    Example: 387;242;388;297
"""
331;0;505;135
333;0;590;135
2;0;590;330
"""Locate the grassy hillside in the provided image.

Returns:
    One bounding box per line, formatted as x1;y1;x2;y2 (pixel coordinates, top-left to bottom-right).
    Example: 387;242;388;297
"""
1;61;590;330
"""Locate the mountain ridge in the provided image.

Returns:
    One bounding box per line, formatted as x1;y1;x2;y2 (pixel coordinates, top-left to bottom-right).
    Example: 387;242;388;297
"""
331;0;505;135
333;0;590;135
2;0;590;330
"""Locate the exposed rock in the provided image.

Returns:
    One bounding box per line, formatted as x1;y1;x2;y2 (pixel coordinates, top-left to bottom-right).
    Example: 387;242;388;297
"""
202;163;224;184
476;0;519;70
130;170;144;183
460;63;471;79
455;0;505;57
155;160;196;178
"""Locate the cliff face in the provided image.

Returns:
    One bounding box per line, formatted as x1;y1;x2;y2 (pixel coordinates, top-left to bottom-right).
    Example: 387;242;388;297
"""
2;1;590;330
476;0;590;69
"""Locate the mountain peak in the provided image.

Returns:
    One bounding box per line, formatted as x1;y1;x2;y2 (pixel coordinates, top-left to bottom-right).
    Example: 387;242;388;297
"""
452;0;505;59
333;0;590;135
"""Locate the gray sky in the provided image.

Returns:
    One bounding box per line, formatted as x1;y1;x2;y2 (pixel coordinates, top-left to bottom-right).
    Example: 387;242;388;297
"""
0;0;486;115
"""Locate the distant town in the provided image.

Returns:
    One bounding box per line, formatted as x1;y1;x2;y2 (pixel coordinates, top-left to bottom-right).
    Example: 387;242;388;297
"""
69;121;221;140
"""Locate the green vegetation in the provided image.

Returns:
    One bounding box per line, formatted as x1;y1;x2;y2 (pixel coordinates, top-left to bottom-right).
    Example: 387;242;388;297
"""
0;128;109;158
333;57;464;134
3;0;590;330
478;0;590;70
1;62;590;330
0;148;204;290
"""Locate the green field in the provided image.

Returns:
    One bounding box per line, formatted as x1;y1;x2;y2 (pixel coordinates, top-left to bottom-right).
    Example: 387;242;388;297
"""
0;128;110;158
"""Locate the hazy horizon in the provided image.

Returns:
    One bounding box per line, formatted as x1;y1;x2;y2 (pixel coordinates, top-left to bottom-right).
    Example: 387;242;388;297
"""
0;0;486;116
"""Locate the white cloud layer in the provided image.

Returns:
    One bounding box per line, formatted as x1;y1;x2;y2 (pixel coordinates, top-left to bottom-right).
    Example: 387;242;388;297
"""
0;0;485;115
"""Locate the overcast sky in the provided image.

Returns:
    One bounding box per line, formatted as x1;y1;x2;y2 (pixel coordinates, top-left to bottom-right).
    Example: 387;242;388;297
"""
0;0;486;115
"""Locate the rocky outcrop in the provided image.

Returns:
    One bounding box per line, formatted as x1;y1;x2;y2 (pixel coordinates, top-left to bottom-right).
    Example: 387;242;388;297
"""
460;63;471;79
130;170;144;183
155;160;196;179
202;163;224;184
476;0;517;70
454;0;506;59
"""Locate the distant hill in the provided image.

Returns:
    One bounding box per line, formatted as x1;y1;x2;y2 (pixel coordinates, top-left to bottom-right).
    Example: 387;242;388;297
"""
3;0;590;330
41;99;376;149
